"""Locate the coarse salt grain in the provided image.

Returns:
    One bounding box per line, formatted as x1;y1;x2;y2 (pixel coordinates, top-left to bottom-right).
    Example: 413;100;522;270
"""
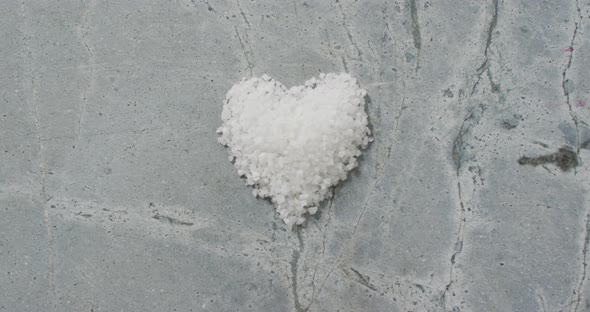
217;73;371;229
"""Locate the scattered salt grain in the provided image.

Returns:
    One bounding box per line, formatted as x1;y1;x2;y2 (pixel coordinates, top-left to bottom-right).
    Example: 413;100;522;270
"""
217;73;371;229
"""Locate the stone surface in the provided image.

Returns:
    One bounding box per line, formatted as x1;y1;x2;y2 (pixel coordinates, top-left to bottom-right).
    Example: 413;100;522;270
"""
1;1;589;311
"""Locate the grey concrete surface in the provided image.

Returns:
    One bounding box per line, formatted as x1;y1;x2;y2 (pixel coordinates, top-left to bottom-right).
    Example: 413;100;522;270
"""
1;0;590;311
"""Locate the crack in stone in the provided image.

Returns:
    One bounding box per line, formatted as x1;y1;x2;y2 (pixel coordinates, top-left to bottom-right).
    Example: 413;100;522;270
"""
337;2;363;61
538;293;548;312
304;195;334;311
443;105;486;309
235;0;251;29
471;0;499;96
347;267;378;292
297;228;304;252
353;99;405;236
440;180;466;308
452;112;474;171
482;0;498;61
408;0;421;72
234;26;254;76
367;39;378;61
340;56;349;73
291;231;305;312
314;251;340;309
561;0;582;155
306;263;319;311
76;0;96;146
321;196;333;259
393;95;408;138
353;182;377;235
561;5;590;304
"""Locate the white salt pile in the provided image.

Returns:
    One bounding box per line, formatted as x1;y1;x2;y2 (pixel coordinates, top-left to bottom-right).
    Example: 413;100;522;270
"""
217;73;371;228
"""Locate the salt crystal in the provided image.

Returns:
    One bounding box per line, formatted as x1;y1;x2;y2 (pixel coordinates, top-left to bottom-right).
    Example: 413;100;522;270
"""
217;73;371;228
308;206;318;215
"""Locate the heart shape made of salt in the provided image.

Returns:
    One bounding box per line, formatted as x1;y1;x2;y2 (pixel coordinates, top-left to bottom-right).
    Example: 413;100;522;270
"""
217;73;371;228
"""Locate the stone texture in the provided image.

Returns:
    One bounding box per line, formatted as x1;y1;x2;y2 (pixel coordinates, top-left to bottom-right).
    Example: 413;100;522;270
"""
1;0;589;311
